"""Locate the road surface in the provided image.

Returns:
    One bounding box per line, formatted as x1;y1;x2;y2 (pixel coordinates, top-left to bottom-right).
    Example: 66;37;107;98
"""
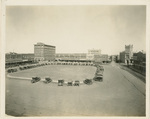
6;62;145;116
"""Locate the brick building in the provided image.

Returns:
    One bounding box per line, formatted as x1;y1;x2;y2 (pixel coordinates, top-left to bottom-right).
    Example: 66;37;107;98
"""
34;42;55;61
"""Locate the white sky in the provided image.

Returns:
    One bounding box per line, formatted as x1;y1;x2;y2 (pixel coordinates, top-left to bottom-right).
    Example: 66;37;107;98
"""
6;5;146;55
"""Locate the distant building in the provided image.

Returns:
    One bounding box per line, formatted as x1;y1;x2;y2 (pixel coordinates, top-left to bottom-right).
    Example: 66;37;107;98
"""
87;49;101;60
6;52;34;63
133;51;146;65
120;45;133;63
55;53;87;61
5;52;34;67
34;42;55;61
88;49;101;55
120;51;125;63
94;54;108;63
125;45;133;60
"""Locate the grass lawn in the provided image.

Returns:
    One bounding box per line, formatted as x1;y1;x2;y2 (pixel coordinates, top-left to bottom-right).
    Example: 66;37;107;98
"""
9;65;97;81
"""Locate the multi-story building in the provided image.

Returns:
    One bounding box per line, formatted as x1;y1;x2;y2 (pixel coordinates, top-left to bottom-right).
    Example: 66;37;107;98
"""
125;45;133;60
120;45;133;63
120;51;125;63
34;42;55;61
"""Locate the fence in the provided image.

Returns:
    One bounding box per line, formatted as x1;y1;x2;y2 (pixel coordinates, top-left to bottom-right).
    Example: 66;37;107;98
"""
129;64;146;76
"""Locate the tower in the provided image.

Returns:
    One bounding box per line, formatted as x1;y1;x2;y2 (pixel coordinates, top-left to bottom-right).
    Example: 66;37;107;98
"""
125;45;133;63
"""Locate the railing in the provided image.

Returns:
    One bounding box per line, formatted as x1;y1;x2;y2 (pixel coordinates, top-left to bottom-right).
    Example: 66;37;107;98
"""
129;64;146;76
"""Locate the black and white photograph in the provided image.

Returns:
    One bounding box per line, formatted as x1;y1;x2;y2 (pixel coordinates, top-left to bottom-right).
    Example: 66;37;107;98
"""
2;2;149;117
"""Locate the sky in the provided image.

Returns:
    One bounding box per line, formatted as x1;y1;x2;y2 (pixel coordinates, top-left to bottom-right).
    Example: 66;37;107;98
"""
6;5;146;55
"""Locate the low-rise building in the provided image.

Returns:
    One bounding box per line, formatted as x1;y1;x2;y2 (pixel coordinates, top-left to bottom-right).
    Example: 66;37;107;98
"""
133;51;146;65
55;53;87;61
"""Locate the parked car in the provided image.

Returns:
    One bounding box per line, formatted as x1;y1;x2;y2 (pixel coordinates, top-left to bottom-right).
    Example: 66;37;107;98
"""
7;68;17;73
83;79;93;85
67;81;73;86
45;77;52;83
74;80;80;86
31;77;41;83
58;80;64;86
93;72;103;82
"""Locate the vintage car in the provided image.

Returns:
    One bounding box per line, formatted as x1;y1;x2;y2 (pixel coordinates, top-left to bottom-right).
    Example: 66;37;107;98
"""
58;80;64;86
67;81;73;86
45;77;52;83
7;68;17;73
99;66;104;71
74;80;80;86
93;72;103;82
31;77;41;83
83;79;93;85
97;65;104;72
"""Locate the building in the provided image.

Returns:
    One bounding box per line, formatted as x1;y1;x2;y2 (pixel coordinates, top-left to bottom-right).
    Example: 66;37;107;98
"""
125;45;133;60
5;52;34;67
120;45;133;63
55;53;87;61
34;42;56;61
94;54;109;63
120;51;125;63
88;49;101;55
6;52;34;63
133;51;146;65
87;49;101;60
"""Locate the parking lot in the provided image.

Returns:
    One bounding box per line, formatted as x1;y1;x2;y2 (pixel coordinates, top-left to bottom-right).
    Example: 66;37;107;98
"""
6;63;145;116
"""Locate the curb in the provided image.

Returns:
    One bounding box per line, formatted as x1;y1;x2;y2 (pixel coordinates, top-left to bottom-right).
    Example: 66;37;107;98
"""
7;74;84;84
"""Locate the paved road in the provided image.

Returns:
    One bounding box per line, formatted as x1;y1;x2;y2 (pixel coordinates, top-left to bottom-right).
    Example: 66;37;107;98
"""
6;62;145;116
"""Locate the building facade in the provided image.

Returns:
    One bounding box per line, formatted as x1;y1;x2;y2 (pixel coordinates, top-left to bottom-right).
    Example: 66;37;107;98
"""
120;45;133;63
94;54;108;63
5;52;34;68
120;51;125;63
55;53;87;61
125;45;133;60
6;52;34;63
133;51;146;65
34;42;55;61
87;49;101;60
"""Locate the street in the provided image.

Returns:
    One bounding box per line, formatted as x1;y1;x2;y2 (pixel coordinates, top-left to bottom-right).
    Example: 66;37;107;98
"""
6;62;145;116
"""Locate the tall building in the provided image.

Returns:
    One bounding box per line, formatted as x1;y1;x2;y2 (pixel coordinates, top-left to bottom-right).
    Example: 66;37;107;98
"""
125;45;133;60
34;42;55;61
120;51;125;63
120;45;133;63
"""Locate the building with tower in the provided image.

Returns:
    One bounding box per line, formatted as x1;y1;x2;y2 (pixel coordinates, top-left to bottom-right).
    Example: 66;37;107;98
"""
125;45;133;60
120;45;133;63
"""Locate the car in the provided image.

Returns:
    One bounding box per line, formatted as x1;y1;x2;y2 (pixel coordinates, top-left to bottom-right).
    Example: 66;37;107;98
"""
31;77;41;83
83;79;93;85
74;80;80;86
7;68;17;73
45;77;52;83
93;72;103;82
67;81;73;86
58;80;64;86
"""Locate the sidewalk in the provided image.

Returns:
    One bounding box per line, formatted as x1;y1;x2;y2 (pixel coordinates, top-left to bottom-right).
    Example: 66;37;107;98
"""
116;63;146;83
